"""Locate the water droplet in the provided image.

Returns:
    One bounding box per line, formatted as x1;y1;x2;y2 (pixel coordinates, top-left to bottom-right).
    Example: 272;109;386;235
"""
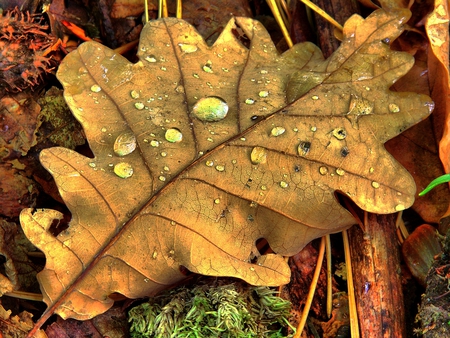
369;167;375;173
381;38;390;44
298;141;311;156
114;162;133;178
145;55;157;62
271;126;285;136
245;98;255;105
372;181;380;189
158;175;166;181
250;267;255;271
160;66;167;71
114;132;137;156
101;127;107;132
130;90;140;99
215;165;225;172
260;70;268;74
310;126;317;132
152;251;158;259
312;95;319;100
214;198;220;204
192;96;228;121
336;168;345;176
178;43;198;53
279;181;289;188
193;73;200;78
160;152;167;157
205;160;214;167
319;166;328;175
332;128;347;140
90;84;102;92
250;147;267;164
258;91;269;98
395;204;405;211
348;95;374;118
202;61;213;73
164;128;183;143
388;103;400;113
134;102;145;110
150;140;159;147
88;162;96;168
340;147;350;157
260;185;267;191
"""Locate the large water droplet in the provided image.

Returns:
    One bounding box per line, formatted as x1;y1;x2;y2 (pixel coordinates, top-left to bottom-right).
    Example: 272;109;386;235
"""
145;55;157;62
134;102;145;110
114;162;133;178
202;61;213;73
347;94;374;128
245;98;255;105
279;181;289;188
192;96;228;122
90;84;102;92
298;141;311;156
251;147;267;164
332;128;347;140
165;128;183;143
178;43;198;53
271;127;285;137
388;103;400;113
319;166;328;175
336;168;345;176
114;132;137;156
372;181;380;189
258;91;269;98
130;90;140;99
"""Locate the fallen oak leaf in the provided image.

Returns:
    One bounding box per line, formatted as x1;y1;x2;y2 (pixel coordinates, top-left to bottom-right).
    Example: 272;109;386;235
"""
20;9;432;329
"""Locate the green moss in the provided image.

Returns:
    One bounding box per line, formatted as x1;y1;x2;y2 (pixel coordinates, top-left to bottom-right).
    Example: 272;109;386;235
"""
128;280;294;338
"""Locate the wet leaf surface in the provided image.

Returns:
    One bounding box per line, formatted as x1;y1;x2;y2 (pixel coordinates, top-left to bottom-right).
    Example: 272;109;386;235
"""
20;10;432;321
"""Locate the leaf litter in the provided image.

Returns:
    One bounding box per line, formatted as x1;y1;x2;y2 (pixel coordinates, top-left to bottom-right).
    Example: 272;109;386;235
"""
19;9;433;326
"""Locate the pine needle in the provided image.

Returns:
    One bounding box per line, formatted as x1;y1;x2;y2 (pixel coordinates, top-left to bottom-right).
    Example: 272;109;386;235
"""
266;0;294;48
299;0;343;31
293;236;326;337
325;234;333;318
343;229;360;338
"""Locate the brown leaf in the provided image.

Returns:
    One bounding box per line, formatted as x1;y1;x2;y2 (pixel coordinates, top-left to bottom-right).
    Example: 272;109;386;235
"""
0;164;38;218
0;219;40;295
20;10;432;322
0;304;47;338
0;93;41;160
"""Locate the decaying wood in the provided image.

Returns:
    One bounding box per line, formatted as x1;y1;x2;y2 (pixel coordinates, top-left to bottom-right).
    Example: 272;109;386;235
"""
348;213;406;337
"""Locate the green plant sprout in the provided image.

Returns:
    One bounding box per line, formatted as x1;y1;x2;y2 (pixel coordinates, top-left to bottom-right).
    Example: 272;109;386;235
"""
128;280;295;338
419;174;450;196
